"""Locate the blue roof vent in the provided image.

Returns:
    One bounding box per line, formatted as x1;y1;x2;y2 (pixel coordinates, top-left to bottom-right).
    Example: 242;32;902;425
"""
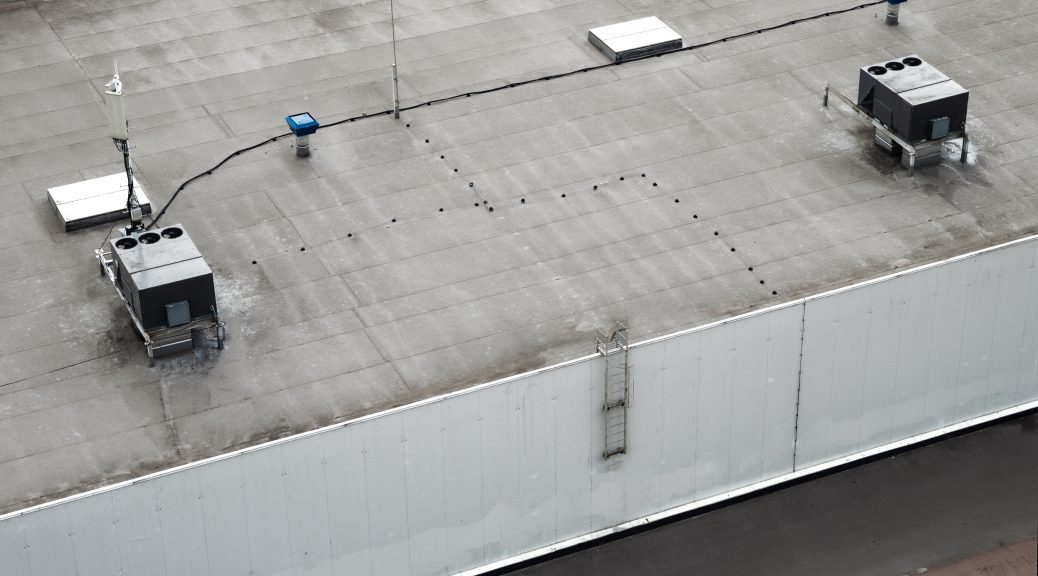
285;112;319;136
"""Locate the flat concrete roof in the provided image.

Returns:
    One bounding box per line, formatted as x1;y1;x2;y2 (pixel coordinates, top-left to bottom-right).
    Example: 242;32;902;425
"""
2;0;1037;513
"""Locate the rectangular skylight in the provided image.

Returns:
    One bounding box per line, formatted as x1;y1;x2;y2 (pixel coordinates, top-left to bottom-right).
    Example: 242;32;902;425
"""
589;17;682;62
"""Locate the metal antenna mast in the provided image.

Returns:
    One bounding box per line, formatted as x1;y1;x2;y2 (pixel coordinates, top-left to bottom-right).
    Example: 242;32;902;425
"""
104;60;144;234
390;0;400;119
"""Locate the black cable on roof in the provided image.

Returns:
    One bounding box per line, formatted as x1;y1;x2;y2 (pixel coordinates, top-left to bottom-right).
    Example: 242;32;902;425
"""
146;0;885;229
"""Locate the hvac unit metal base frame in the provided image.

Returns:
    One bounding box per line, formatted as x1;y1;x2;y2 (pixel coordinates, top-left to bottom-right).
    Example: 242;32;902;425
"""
96;247;224;360
823;83;971;176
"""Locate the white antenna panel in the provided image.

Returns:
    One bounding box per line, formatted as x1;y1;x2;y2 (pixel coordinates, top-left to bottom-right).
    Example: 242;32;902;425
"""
104;60;128;140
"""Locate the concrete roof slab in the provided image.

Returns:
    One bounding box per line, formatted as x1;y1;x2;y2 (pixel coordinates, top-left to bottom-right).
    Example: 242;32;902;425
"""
2;0;1037;515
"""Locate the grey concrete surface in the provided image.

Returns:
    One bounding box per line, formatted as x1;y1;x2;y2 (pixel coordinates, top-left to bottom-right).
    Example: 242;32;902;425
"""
1;0;1037;513
500;412;1038;576
925;539;1036;576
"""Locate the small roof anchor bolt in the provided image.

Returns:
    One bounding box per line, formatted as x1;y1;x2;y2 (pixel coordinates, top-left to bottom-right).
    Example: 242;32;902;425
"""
886;0;905;25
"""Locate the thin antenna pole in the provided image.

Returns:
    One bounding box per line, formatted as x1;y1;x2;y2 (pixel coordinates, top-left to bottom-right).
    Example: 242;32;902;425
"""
105;58;142;232
390;0;400;119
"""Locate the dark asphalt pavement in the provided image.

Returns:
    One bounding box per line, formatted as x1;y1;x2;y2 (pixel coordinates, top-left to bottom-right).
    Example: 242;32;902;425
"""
502;412;1038;576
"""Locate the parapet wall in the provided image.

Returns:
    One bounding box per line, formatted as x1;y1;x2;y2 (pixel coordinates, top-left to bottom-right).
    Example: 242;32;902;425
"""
2;236;1035;576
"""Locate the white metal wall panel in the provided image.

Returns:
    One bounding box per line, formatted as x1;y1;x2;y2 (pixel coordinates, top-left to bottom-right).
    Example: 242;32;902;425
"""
687;307;802;493
67;492;120;576
856;278;903;451
22;505;76;576
796;240;1038;468
323;423;372;574
729;318;772;484
155;468;210;576
797;288;869;466
551;362;593;543
925;258;972;428
954;254;1000;421
891;266;938;439
759;306;804;478
658;332;700;508
442;392;486;573
113;482;165;575
729;311;792;486
2;237;1035;576
0;516;28;576
240;447;293;575
363;414;410;576
197;455;251;576
1014;245;1038;404
281;436;333;575
623;343;665;521
479;380;524;560
516;373;560;555
403;402;449;576
986;246;1031;412
694;321;737;498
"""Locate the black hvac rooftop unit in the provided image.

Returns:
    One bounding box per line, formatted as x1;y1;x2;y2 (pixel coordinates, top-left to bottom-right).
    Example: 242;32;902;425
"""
100;224;222;357
856;55;969;143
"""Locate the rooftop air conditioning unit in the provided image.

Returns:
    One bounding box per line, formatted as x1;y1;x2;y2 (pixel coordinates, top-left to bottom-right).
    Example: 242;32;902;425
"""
102;224;221;357
857;55;969;143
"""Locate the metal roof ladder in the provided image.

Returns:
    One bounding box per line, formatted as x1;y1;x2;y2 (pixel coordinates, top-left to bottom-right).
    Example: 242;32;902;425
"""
597;321;630;459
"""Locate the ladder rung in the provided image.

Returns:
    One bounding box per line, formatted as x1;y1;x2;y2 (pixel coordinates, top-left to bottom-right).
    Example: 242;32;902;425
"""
601;323;629;459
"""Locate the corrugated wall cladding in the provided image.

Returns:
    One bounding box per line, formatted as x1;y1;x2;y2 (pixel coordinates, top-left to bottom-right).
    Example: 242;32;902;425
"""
795;239;1038;468
2;237;1036;576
